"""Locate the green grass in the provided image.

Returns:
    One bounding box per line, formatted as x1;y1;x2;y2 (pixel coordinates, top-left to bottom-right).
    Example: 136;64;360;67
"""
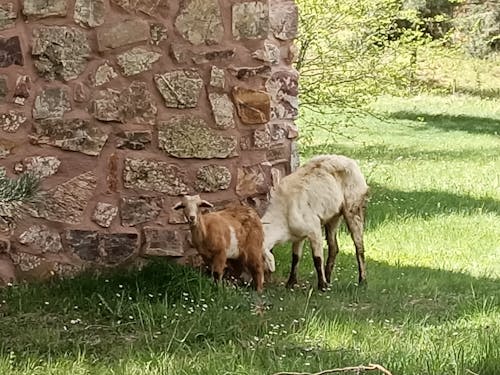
1;94;499;374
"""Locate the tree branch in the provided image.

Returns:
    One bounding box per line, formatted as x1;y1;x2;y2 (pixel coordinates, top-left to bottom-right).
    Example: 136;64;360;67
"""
272;363;393;375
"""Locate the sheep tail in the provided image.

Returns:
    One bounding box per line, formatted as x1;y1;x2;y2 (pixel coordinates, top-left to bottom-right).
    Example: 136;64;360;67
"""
263;249;276;272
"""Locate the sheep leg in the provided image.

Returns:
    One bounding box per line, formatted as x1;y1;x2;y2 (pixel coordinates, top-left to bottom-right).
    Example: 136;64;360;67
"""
343;207;367;285
325;215;342;284
309;232;328;291
286;239;305;288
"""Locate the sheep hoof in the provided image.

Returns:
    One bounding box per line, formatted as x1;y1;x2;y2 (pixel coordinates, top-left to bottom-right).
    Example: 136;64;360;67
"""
358;278;368;287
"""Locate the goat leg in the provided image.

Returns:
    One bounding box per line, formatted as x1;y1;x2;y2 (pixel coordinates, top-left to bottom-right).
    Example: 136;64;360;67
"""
325;216;342;284
286;239;304;288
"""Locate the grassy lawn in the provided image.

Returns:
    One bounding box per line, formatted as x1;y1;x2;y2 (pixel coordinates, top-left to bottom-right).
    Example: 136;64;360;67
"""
1;94;499;374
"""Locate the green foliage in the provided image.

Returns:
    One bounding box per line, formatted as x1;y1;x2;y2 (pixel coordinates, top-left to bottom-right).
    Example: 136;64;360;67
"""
453;1;500;57
296;0;413;108
0;170;40;226
295;0;433;143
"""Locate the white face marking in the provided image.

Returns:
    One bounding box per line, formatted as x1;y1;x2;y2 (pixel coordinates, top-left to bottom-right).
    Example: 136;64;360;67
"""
226;226;240;259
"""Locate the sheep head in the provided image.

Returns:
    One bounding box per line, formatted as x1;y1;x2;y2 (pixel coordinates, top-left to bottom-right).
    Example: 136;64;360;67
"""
173;195;213;226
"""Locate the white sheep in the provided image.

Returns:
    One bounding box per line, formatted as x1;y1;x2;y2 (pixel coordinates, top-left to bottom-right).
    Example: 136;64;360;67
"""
261;154;369;290
173;195;274;292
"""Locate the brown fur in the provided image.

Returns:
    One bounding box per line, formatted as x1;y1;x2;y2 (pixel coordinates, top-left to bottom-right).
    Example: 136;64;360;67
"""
174;197;265;292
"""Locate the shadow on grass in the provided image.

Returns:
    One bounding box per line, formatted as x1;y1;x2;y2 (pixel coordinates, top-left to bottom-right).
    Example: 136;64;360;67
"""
366;183;500;229
301;142;499;163
0;257;499;374
1;258;499;337
388;112;500;136
418;79;500;100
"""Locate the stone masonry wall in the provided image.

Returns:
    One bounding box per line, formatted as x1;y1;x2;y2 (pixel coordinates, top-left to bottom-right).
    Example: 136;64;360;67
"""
0;0;299;284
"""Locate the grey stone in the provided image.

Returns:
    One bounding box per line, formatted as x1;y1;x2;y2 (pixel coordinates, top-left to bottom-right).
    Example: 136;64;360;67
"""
92;82;157;124
268;123;288;145
210;66;225;89
0;239;10;253
232;87;271;124
117;47;161;77
266;146;288;163
253;128;271;149
119;81;158;125
209;93;235;129
158;116;237;159
0;111;27;133
154;70;203;108
74;0;105;27
252;41;280;64
111;0;164;16
32;26;90;81
31;118;108;156
116;130;152;150
10;252;42;272
171;45;236;65
53;262;83;278
65;230;99;262
21;156;61;178
0;3;16;30
92;202;118;228
123;158;189;195
66;230;138;265
97;19;150;51
175;0;223;45
236;164;270;197
22;0;67;18
265;70;299;119
92;89;121;122
93;62;117;86
0;139;15;159
0;75;7;102
193;49;236;64
143;227;184;257
18;225;63;253
101;233;138;265
13;75;30;105
232;1;269;40
120;196;162;226
244;124;296;158
231;65;271;80
150;23;168;45
30;172;97;224
270;0;298;40
195;165;232;192
0;36;23;67
33;87;71;120
73;82;89;103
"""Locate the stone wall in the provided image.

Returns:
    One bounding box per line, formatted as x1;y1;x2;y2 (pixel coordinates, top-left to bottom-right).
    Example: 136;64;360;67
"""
0;0;299;284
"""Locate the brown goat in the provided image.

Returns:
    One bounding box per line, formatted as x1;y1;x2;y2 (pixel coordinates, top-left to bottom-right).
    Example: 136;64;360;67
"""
173;195;266;292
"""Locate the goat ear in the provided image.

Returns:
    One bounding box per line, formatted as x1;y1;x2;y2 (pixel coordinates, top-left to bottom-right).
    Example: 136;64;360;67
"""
172;202;184;210
199;200;214;208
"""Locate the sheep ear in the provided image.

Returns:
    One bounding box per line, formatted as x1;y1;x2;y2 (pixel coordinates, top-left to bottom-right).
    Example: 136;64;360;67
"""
200;200;214;208
172;202;184;210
